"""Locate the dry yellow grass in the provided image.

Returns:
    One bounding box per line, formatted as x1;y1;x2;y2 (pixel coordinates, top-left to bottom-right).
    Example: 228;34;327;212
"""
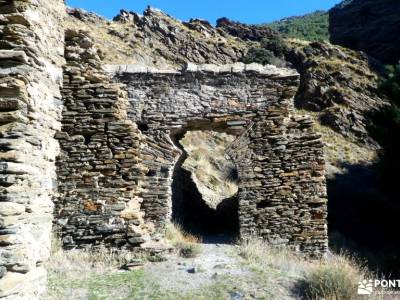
237;238;372;300
165;223;202;258
47;236;143;272
165;223;201;244
301;256;362;300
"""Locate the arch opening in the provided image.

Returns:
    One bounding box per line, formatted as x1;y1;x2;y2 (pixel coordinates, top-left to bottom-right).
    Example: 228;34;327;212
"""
171;130;240;243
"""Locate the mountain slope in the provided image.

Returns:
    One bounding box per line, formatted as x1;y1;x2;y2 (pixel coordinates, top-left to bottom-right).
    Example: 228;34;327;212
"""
266;11;329;41
330;0;400;64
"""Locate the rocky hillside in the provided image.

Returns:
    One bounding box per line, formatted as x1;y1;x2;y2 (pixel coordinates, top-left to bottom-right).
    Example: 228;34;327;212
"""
180;131;238;210
287;40;388;148
65;7;251;68
216;19;388;154
330;0;400;64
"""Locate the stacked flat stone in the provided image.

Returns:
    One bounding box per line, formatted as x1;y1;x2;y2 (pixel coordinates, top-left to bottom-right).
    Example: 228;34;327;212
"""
109;62;327;255
0;0;65;299
55;30;154;251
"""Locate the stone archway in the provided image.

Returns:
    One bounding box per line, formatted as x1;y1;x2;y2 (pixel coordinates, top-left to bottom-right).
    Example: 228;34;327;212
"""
170;129;240;243
54;31;327;256
110;63;328;255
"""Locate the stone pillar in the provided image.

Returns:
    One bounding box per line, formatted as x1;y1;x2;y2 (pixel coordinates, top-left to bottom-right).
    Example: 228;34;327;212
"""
55;30;152;250
234;115;328;256
0;0;65;298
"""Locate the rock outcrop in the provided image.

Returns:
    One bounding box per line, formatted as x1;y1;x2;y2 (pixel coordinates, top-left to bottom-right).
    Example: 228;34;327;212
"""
179;131;238;210
65;7;250;68
215;19;389;148
329;0;400;64
216;17;277;41
288;41;389;148
0;0;65;299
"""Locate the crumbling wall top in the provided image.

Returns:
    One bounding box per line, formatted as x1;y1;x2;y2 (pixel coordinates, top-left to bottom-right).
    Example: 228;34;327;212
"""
103;62;299;79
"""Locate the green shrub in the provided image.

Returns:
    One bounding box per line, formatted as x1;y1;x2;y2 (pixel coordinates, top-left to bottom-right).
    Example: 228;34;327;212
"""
379;64;400;103
260;36;287;58
243;47;275;65
242;35;288;67
243;47;286;67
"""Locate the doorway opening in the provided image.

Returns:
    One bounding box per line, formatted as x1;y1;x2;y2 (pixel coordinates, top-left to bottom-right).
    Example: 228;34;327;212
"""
171;130;239;243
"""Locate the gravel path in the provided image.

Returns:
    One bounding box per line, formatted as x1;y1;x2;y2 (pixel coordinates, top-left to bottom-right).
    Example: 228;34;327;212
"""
145;243;249;293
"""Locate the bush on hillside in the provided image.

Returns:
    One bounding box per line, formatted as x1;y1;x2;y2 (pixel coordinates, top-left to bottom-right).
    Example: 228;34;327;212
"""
243;47;276;65
242;35;287;67
260;36;287;58
380;64;400;104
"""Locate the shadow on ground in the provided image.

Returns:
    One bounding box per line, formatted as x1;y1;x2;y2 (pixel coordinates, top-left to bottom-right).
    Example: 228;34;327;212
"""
328;162;400;277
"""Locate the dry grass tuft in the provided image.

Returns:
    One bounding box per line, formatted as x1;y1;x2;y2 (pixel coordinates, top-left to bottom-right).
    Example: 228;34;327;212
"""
165;223;201;244
237;238;369;300
175;241;202;258
301;255;362;300
47;236;143;272
165;223;202;258
238;238;307;276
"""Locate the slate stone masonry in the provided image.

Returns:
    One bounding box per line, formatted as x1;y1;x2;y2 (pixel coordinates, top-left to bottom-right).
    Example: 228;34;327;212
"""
0;0;65;298
110;62;328;255
54;30;154;251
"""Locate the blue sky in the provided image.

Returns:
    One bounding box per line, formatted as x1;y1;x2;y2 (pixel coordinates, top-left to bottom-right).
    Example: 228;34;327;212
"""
66;0;342;24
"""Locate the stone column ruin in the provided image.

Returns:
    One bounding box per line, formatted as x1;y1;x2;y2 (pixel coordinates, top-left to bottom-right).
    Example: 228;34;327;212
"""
0;0;65;298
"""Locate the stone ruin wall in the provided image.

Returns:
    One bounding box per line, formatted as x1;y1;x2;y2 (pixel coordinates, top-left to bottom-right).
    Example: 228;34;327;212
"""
0;0;65;298
0;1;328;298
54;30;155;250
112;63;328;254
